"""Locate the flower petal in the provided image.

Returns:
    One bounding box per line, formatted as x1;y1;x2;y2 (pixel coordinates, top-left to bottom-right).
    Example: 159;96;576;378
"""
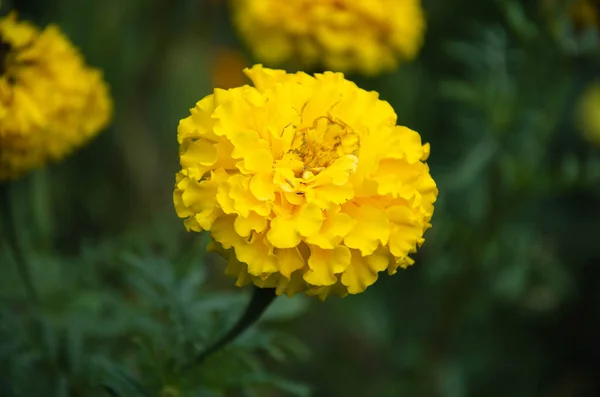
274;247;305;278
341;249;389;294
234;211;268;238
211;215;244;249
234;233;279;275
249;172;275;201
343;205;390;255
304;245;351;286
267;216;301;248
387;205;423;258
305;207;355;249
296;202;324;237
242;148;273;173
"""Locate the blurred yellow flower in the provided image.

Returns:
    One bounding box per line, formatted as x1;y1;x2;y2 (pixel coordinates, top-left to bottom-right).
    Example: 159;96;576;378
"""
541;0;600;45
577;81;600;146
174;65;437;299
570;0;599;31
229;0;425;75
0;13;112;181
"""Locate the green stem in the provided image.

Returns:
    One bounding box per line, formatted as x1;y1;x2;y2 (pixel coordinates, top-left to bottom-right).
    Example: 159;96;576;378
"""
32;169;53;251
0;181;40;306
181;286;277;373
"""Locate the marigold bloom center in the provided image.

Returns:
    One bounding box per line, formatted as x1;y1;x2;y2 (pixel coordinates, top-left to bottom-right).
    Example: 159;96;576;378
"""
289;117;359;173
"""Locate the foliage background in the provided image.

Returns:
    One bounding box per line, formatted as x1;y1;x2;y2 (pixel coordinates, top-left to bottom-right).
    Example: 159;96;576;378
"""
2;0;600;396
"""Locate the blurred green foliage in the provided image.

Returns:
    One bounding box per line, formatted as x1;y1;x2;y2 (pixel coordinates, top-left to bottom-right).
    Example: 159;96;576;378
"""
2;0;600;396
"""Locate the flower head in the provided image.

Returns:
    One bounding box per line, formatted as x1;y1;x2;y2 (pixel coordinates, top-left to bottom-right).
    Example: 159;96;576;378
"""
230;0;426;76
0;13;112;181
577;81;600;146
174;65;437;299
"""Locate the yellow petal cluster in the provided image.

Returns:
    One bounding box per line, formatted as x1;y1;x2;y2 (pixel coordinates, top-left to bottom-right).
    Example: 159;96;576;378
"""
0;13;112;181
577;81;600;146
229;0;425;76
174;65;437;299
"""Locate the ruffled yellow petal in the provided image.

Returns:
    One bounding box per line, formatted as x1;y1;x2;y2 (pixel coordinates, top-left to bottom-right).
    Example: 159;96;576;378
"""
234;211;268;238
341;249;390;294
234;233;279;276
296;202;324;237
343;205;390;256
305;207;355;249
267;216;302;248
274;247;305;279
304;245;351;286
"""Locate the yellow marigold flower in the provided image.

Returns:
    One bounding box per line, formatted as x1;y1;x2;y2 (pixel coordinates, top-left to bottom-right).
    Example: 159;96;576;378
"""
0;13;112;181
174;65;437;299
229;0;426;76
577;81;600;146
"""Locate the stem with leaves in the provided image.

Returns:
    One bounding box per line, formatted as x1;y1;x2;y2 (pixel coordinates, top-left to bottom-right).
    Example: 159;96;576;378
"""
0;181;40;307
181;286;277;373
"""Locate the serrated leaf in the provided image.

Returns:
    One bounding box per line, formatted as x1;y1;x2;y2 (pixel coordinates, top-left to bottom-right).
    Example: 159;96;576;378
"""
500;0;538;40
94;359;153;397
121;254;174;291
177;266;207;304
188;293;246;318
442;138;498;191
242;373;311;397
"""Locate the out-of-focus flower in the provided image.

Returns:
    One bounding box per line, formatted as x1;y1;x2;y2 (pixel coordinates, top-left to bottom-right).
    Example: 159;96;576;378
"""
212;48;250;89
229;0;426;76
174;65;437;299
570;0;599;31
541;0;600;53
577;81;600;146
0;12;112;181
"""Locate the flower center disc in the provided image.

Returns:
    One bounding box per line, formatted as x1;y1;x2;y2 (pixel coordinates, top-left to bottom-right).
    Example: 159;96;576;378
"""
288;117;359;175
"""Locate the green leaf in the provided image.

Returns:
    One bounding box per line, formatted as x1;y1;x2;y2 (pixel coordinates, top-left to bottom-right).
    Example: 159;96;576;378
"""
261;295;309;322
498;0;538;41
441;138;498;191
242;373;311;397
439;80;479;104
93;359;153;397
66;323;83;375
177;265;207;304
